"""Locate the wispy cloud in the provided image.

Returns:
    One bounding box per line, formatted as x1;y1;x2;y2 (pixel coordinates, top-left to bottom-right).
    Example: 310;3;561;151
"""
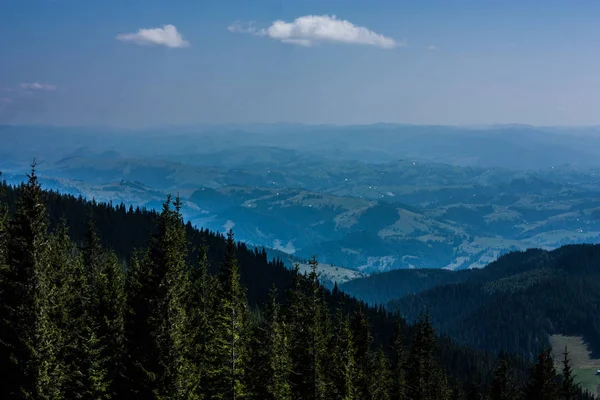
20;82;57;91
116;24;189;48
227;21;258;34
229;15;401;49
0;83;57;123
426;45;438;51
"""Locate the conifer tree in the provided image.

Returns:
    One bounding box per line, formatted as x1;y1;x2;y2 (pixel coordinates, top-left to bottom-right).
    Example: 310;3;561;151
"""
0;163;52;398
35;222;72;398
269;305;293;400
406;312;447;400
286;264;310;398
370;346;392;400
214;229;249;399
390;321;408;400
264;285;292;400
351;305;374;399
560;346;579;400
123;195;192;399
308;256;331;400
329;306;356;400
123;248;155;398
81;215;126;398
247;285;292;400
489;357;517;400
286;258;330;400
187;243;218;399
525;345;559;400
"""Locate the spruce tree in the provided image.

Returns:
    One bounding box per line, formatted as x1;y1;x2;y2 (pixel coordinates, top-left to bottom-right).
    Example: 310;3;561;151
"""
214;229;249;399
329;306;356;400
286;258;329;400
123;248;155;398
81;215;126;399
35;222;72;398
525;345;559;400
390;321;408;400
308;256;331;400
406;312;447;400
269;305;293;400
123;196;192;399
560;346;579;400
370;346;392;400
351;305;374;399
187;243;218;399
286;264;311;398
247;285;292;400
489;358;517;400
0;163;53;398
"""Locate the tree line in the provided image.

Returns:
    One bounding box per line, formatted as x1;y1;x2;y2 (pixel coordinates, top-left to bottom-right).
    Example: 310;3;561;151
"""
0;167;595;399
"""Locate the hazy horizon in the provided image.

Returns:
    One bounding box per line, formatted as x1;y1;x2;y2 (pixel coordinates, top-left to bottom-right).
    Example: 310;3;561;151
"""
3;0;600;127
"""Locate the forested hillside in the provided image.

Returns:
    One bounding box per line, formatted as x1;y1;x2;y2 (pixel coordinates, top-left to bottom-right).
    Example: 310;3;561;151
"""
0;168;595;399
387;246;600;363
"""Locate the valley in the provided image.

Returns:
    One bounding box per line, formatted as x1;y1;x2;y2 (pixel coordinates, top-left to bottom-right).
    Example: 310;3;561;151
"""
4;124;600;275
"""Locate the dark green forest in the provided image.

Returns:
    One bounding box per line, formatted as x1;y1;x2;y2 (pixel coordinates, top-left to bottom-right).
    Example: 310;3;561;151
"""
0;168;595;399
385;247;600;361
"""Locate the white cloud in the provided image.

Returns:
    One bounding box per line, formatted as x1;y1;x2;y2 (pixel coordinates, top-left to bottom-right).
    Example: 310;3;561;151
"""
227;20;257;34
229;15;400;49
20;82;57;91
0;97;12;103
426;45;438;51
116;24;189;48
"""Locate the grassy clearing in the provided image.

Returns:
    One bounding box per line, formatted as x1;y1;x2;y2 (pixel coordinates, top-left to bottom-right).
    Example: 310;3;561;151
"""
550;335;600;396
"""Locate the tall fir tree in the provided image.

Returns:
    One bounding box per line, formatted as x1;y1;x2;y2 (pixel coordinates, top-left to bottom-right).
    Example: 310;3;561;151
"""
308;256;331;400
390;321;408;400
286;264;311;398
247;285;293;400
370;346;392;400
268;303;293;400
265;285;293;400
560;346;579;400
123;195;192;399
123;248;155;398
406;312;449;400
489;358;517;400
81;215;126;398
35;222;72;398
286;258;330;400
525;345;559;400
351;305;374;399
186;243;218;399
214;229;249;399
328;305;357;400
0;163;53;398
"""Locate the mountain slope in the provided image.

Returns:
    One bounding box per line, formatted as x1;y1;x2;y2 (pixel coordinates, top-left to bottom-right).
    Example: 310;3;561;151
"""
386;245;600;360
1;178;508;387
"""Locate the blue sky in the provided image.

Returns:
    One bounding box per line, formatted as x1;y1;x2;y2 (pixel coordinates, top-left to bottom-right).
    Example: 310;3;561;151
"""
1;0;600;127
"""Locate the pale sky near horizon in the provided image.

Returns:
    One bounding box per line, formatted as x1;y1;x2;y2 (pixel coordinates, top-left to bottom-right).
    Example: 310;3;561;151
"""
2;0;600;127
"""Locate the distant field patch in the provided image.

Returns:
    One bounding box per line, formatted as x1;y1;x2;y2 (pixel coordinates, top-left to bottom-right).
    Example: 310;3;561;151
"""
550;335;600;396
